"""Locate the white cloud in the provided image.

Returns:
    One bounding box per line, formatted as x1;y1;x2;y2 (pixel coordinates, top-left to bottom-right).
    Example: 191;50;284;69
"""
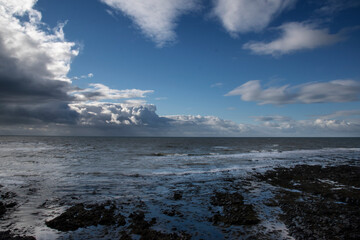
0;0;37;16
72;83;153;101
68;101;249;136
100;0;199;47
226;79;360;105
69;102;160;126
0;0;79;124
312;110;360;119
165;114;248;135
243;22;345;55
211;82;223;88
212;0;296;36
252;114;360;136
63;103;360;136
0;0;78;83
317;0;360;15
72;73;94;80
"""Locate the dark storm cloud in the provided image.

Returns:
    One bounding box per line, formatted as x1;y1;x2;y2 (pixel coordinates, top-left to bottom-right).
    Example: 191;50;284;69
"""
0;102;78;125
0;1;79;125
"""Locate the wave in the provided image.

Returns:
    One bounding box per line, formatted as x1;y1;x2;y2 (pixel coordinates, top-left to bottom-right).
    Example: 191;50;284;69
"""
147;152;218;157
148;147;360;161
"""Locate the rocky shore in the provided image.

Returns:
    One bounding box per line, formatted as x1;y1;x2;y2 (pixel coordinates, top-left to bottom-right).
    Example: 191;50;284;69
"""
1;164;359;239
257;165;360;240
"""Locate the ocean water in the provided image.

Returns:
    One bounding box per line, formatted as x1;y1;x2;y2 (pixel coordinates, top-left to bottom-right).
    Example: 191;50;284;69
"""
0;137;359;239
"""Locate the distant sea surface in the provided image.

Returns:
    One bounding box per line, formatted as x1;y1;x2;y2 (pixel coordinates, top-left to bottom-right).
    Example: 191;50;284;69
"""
0;137;359;239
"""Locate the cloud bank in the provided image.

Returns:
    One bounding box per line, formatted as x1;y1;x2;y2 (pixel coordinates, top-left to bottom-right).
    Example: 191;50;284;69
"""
243;22;345;55
253;114;360;136
226;80;360;105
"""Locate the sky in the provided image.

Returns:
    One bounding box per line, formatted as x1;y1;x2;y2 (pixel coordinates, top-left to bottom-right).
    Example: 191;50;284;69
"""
0;0;360;137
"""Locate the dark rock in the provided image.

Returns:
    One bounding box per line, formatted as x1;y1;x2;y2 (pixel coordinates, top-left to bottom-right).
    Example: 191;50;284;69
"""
0;231;36;240
6;202;17;208
128;211;153;234
119;231;132;240
0;200;18;218
0;202;6;217
1;191;17;199
258;165;360;240
45;202;126;231
258;165;360;205
210;192;260;225
173;191;183;201
127;211;191;240
162;208;183;217
264;199;279;207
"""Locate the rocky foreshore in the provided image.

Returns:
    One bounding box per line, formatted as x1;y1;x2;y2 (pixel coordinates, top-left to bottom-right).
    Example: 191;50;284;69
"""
1;164;359;239
256;165;360;240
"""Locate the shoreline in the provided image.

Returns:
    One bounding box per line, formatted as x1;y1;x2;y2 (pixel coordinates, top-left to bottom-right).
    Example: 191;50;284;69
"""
1;163;359;239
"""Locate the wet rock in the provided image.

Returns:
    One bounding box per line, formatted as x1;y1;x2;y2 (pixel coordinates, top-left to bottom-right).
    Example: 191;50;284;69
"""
258;165;360;240
162;208;183;217
210;192;260;225
119;231;132;240
1;191;17;199
45;202;126;231
258;165;360;205
173;191;183;200
0;202;6;217
151;153;167;156
0;200;18;218
127;211;191;240
128;211;153;234
6;202;17;208
0;231;36;240
263;198;279;207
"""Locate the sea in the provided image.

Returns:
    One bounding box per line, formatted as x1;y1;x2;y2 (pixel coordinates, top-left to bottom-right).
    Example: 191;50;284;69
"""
0;136;359;239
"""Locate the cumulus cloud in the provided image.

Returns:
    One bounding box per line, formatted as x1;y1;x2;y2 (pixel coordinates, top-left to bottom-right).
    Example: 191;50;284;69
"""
69;102;162;126
71;83;153;101
67;103;360;136
0;0;79;123
165;115;248;136
67;101;249;136
226;80;360;105
243;22;346;55
100;0;199;47
212;0;296;36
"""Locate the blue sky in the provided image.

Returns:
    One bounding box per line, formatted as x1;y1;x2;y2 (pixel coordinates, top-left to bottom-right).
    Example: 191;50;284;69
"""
0;0;360;136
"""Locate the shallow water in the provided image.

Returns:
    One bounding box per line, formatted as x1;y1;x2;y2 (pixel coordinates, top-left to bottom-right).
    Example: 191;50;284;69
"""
0;137;359;239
